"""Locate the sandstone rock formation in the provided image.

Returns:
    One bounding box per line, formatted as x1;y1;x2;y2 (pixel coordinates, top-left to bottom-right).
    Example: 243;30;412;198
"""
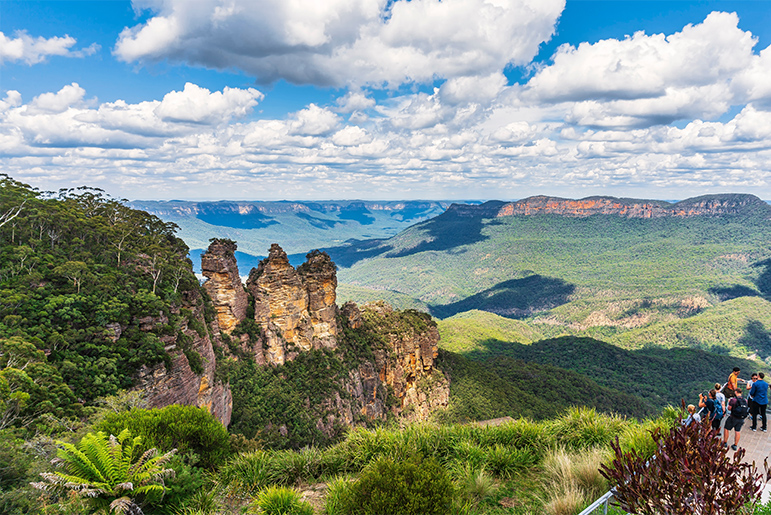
134;288;232;426
342;301;449;423
201;239;248;334
246;244;338;365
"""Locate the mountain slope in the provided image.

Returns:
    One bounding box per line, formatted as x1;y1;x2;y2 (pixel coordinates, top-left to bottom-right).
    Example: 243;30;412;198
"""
450;335;770;410
332;194;771;356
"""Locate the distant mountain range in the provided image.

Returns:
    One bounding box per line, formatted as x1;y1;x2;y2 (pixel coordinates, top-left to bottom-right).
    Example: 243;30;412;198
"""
129;200;463;270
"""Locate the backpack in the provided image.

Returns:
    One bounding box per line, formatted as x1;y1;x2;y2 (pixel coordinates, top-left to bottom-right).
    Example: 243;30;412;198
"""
713;400;724;419
732;398;749;419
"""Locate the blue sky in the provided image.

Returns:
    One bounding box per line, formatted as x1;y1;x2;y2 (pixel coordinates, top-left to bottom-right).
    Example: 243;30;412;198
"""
2;0;771;200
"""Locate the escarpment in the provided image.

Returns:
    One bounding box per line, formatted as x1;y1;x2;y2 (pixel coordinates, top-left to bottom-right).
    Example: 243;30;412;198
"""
200;241;449;436
445;193;771;219
134;287;232;426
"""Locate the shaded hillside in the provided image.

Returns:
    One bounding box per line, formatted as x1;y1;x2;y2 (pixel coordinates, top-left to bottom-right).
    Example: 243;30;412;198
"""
456;336;770;410
435;350;657;422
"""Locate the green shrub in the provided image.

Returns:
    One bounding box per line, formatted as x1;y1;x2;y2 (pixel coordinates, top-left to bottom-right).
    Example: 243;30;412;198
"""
94;405;231;469
250;485;313;515
546;407;628;449
341;454;454;515
218;450;277;497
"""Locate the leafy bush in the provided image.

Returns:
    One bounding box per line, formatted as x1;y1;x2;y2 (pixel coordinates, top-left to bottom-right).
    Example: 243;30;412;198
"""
250;485;313;515
601;417;769;514
94;405;231;469
340;454;453;515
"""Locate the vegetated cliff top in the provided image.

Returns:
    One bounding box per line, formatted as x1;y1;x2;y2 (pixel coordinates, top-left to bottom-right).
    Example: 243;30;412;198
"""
444;193;771;219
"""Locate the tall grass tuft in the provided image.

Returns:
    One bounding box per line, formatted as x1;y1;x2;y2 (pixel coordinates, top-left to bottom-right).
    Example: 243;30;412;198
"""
541;446;609;512
323;476;353;515
484;444;539;479
452;464;499;505
251;485;313;515
542;485;587;515
546;407;628;449
218;450;277;498
270;447;323;484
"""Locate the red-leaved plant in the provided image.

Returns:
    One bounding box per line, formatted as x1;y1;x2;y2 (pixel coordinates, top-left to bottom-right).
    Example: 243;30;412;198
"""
600;414;770;515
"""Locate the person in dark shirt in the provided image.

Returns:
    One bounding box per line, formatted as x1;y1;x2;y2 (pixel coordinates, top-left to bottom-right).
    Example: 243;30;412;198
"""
722;388;749;451
749;372;769;432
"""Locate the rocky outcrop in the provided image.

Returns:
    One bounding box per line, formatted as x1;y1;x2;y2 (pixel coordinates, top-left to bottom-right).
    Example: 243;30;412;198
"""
339;301;449;424
246;244;339;365
446;194;771;219
134;288;232;426
201;239;248;334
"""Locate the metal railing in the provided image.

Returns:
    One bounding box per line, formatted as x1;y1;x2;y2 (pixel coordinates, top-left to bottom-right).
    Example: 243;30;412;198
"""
577;489;625;515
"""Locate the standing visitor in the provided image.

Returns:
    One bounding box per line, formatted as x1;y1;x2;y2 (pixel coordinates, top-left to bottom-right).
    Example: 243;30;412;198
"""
700;389;723;431
723;367;745;399
750;372;769;432
723;388;750;451
747;372;759;424
715;383;727;421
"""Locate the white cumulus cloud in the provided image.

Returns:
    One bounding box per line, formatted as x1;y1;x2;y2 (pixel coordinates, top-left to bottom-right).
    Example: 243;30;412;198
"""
523;11;763;127
114;0;564;87
154;83;264;124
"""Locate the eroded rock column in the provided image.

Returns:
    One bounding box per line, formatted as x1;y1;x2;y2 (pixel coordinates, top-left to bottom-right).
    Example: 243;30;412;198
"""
201;239;248;334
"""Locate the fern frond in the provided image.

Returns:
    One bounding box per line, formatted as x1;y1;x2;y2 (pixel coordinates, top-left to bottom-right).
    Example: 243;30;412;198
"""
57;440;108;484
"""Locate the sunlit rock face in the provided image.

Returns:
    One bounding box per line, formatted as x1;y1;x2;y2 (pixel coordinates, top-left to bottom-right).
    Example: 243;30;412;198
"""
201;239;249;334
445;194;771;219
346;301;449;424
246;244;339;365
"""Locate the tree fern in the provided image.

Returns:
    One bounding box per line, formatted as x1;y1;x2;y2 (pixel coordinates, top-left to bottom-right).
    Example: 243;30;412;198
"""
32;429;176;514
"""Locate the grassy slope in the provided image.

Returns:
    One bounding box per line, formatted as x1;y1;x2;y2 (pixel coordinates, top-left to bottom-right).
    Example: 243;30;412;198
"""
338;212;771;355
435;350;658;422
437;310;543;353
608;296;771;354
340;214;770;310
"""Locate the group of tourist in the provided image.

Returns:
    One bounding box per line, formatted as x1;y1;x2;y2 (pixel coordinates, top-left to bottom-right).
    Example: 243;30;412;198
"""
684;367;769;451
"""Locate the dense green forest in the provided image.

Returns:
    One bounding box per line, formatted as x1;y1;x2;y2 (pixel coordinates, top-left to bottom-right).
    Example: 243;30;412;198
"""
0;175;205;428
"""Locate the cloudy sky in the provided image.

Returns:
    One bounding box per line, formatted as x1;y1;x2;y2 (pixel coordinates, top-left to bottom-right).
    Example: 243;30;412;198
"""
2;0;771;201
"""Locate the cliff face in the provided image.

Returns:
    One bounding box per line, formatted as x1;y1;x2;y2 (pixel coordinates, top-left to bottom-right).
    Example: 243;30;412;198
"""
445;194;770;219
134;288;232;426
201;239;249;334
344;302;449;423
246;244;339;365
